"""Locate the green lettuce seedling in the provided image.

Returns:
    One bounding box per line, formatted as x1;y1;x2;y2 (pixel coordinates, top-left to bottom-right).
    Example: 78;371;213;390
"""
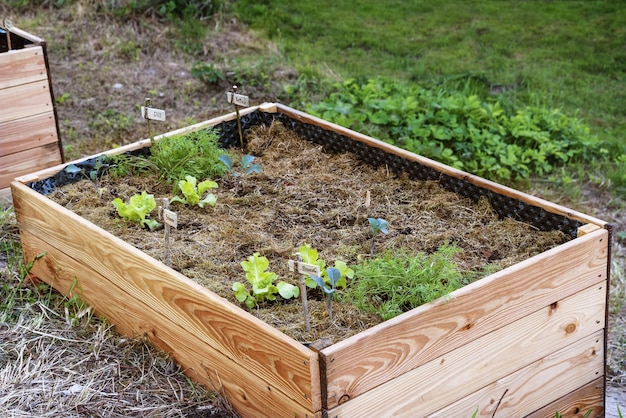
298;243;353;289
112;191;160;230
233;252;299;308
170;175;218;208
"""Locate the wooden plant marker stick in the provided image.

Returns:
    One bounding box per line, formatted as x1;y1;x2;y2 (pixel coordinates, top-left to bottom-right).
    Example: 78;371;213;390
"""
226;86;249;151
289;254;321;333
141;98;166;145
161;198;178;267
4;19;13;51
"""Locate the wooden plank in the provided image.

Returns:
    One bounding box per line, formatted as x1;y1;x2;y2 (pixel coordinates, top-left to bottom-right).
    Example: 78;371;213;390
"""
0;111;59;156
0;79;53;124
326;286;605;417
526;377;604;418
0;143;63;189
11;182;321;416
0;46;47;89
577;223;601;237
430;332;604;418
20;230;319;418
321;229;608;409
273;103;607;228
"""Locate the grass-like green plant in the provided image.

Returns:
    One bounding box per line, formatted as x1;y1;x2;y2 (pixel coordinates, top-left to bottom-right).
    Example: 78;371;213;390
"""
170;175;218;208
112;191;160;230
149;128;229;187
233;252;299;308
344;245;463;321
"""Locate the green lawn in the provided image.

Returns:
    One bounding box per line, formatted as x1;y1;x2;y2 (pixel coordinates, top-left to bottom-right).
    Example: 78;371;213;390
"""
236;0;626;164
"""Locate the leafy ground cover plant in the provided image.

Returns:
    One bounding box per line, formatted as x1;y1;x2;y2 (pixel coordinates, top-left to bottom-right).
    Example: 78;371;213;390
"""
233;252;299;308
111;191;160;230
344;245;464;320
170;175;218;208
307;77;609;183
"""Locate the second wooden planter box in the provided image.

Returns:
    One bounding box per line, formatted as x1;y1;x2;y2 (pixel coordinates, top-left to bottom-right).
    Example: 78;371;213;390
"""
11;103;610;417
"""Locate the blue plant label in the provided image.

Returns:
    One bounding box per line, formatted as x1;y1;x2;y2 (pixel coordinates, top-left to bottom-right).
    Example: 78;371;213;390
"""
226;92;249;107
141;106;166;121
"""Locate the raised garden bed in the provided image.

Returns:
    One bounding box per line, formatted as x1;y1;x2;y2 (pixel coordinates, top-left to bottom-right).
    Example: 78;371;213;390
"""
12;103;611;417
0;25;63;204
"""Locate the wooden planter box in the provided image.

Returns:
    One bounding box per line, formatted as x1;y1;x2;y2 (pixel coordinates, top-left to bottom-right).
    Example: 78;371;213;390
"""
11;103;611;417
0;25;63;204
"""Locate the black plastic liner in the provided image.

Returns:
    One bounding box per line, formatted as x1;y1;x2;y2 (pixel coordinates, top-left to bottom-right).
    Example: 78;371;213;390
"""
29;109;582;238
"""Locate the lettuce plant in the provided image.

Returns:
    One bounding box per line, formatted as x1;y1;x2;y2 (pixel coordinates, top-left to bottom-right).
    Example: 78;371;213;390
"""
298;243;353;289
170;175;218;208
112;191;160;230
232;252;299;308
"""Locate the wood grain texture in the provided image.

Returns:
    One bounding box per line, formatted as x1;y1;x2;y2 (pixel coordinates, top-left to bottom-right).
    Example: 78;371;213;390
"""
325;286;605;417
11;182;321;417
0;79;52;124
0;46;47;89
526;377;604;418
0;143;63;189
274;103;607;227
0;111;59;156
321;229;608;409
429;332;604;417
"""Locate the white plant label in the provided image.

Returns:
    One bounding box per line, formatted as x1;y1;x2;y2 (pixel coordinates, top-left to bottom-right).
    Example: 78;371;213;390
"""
163;209;178;228
288;260;320;277
226;92;250;107
141;106;166;121
3;19;12;30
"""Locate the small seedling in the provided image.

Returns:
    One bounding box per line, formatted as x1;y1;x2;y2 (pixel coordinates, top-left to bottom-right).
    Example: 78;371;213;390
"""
219;154;262;194
170;175;218;208
368;217;389;253
233;253;299;308
310;267;341;320
112;191;160;230
298;243;353;289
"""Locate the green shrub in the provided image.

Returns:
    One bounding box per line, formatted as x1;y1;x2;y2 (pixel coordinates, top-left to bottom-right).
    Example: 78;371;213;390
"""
307;77;609;183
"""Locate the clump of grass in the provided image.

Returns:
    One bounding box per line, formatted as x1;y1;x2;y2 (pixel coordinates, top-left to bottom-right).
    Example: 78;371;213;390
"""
344;245;464;320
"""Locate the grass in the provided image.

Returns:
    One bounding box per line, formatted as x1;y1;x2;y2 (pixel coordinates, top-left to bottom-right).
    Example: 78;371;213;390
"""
236;0;626;188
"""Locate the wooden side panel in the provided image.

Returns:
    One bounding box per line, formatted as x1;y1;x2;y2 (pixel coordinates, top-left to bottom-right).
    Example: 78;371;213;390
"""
0;79;53;124
326;286;605;417
429;332;604;417
321;229;608;409
11;182;321;418
0;46;47;89
526;378;604;418
0;112;59;156
0;142;63;189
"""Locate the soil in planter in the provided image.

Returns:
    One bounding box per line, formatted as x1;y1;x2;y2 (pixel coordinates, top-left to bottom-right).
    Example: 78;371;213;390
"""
47;121;569;344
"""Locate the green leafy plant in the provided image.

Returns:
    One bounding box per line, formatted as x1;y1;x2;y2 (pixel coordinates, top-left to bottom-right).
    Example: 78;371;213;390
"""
232;253;299;308
112;191;160;230
344;245;463;320
310;267;341;320
149;128;229;187
191;62;225;85
297;243;353;289
170;175;218;208
368;217;389;253
218;154;262;176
